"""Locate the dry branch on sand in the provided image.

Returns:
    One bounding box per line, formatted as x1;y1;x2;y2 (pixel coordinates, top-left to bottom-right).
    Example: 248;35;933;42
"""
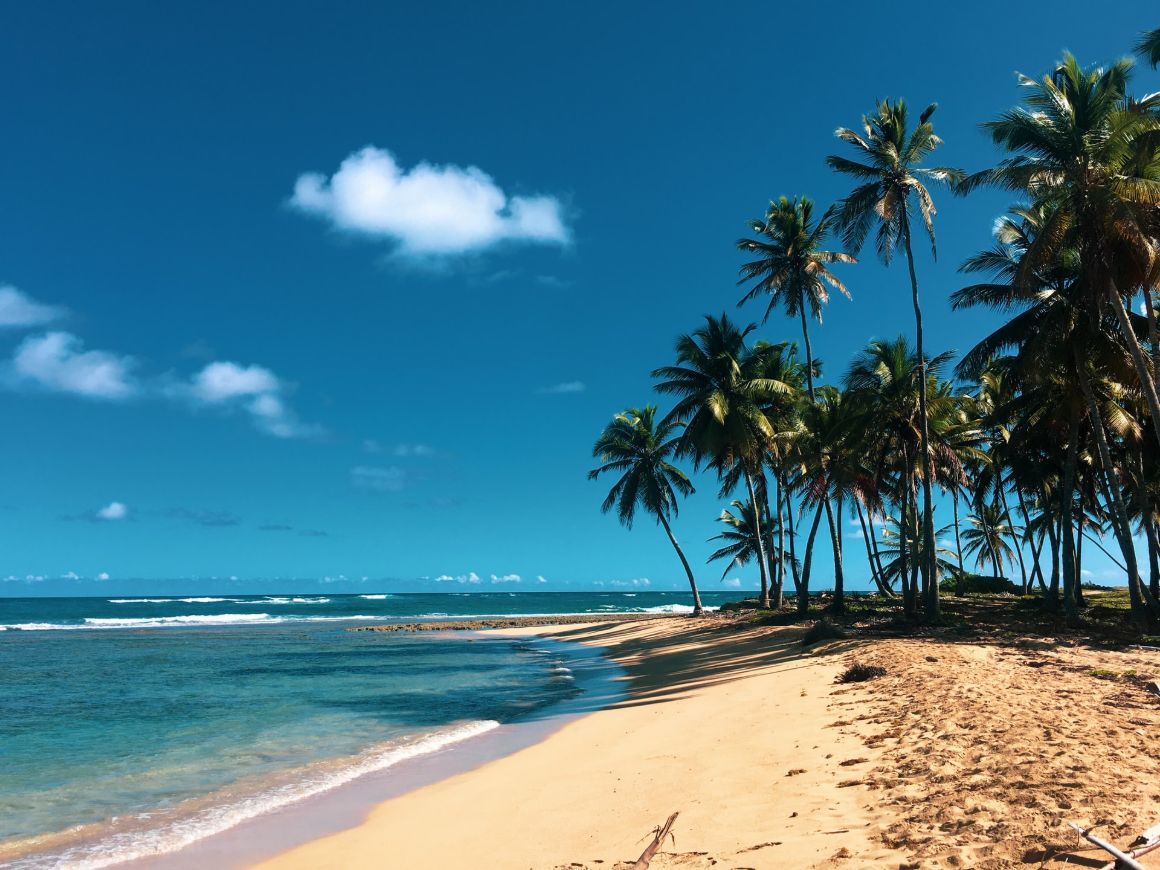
631;812;678;870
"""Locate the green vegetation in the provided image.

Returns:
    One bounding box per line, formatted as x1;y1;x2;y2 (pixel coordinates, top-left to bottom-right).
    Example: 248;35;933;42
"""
590;28;1160;634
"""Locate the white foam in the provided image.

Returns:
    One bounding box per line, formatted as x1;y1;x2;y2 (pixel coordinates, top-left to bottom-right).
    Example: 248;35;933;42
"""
261;597;331;604
0;614;390;631
638;604;720;614
107;597;240;604
359;594;390;600
19;721;500;870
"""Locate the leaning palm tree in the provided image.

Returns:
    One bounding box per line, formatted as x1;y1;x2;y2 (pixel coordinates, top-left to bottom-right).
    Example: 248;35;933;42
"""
1137;27;1160;68
652;314;791;608
826;99;963;619
588;406;705;614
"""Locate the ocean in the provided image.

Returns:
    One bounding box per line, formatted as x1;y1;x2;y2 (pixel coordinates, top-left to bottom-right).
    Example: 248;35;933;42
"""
0;591;735;868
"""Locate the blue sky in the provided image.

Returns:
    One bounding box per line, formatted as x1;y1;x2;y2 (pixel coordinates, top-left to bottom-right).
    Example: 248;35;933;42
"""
0;2;1154;595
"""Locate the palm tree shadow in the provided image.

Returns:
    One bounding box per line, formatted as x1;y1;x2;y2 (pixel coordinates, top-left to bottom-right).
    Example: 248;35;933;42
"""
536;619;856;711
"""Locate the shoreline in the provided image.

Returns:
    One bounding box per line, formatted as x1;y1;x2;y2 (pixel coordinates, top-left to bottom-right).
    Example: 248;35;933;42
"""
252;618;898;869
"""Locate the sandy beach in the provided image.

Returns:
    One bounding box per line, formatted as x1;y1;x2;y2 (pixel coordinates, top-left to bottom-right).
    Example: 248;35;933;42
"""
253;618;1160;869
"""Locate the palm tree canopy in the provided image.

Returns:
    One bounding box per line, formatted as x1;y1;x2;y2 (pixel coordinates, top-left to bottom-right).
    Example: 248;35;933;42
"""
825;99;964;263
652;313;794;472
1136;27;1160;68
736;195;855;324
588;406;694;529
707;498;778;579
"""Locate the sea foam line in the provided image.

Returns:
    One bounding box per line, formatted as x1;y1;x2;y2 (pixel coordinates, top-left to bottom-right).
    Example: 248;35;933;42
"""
11;720;500;870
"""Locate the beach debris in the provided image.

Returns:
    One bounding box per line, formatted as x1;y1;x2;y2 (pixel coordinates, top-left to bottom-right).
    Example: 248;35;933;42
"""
631;811;678;870
802;617;849;646
1069;821;1158;870
836;663;888;683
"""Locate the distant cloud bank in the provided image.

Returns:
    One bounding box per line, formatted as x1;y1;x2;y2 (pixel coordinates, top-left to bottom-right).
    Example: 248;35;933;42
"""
290;147;570;257
537;380;585;395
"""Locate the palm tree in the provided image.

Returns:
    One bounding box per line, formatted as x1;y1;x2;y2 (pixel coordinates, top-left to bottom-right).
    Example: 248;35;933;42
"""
1137;27;1160;68
736;195;855;401
826;99;963;619
960;54;1160;450
707;498;790;605
961;502;1021;579
588;406;705;615
652;314;792;609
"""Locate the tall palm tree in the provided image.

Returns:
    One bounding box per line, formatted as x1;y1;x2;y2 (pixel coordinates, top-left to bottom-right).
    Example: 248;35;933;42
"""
736;195;855;401
960;54;1160;449
707;498;790;605
588;406;705;615
826;99;963;619
652;314;791;608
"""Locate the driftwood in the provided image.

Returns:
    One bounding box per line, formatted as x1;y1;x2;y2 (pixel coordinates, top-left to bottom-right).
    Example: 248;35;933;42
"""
632;812;679;870
1070;822;1149;870
1092;821;1160;870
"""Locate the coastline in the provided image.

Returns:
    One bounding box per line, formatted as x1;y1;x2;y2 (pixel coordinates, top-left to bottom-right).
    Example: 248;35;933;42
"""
252;618;899;869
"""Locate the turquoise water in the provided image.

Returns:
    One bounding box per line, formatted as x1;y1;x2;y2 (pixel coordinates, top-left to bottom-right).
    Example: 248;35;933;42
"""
0;592;732;867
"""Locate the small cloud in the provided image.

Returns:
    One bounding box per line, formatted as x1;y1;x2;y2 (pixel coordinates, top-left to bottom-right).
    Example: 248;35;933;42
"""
536;380;585;395
62;571;81;580
845;531;865;540
721;578;742;588
290;146;570;258
606;577;650;588
434;571;482;584
490;573;521;583
95;501;128;521
0;286;65;328
186;361;316;439
351;465;407;492
8;331;137;400
162;507;241;528
96;571;110;581
536;575;548;583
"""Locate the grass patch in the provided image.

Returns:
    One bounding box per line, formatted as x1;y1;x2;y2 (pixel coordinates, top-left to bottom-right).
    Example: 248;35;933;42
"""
836;662;887;683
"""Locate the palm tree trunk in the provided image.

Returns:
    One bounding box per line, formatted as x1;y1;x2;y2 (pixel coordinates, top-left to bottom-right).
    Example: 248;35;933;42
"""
744;468;772;610
996;481;1028;594
774;473;786;609
799;500;826;614
784;476;801;594
855;499;890;595
899;459;914;615
656;511;704;616
827;494;845;612
1015;485;1046;591
900;219;938;620
1076;364;1160;624
952;487;965;595
1058;410;1079;620
1107;282;1160;451
1045;511;1060;599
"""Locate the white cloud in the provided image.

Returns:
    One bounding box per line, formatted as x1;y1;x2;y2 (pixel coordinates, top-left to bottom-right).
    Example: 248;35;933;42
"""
0;286;65;328
434;571;482;584
536;575;548;583
352;465;407;492
96;571;110;581
537;380;585;395
607;577;651;587
721;578;742;588
290;146;569;257
10;332;137;400
96;501;128;521
187;361;314;438
490;573;521;583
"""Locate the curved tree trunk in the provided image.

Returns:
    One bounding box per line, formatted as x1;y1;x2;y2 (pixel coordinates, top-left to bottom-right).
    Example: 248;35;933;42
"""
774;473;786;609
901;220;939;620
785;477;802;595
1077;364;1160;624
1057;411;1079;619
1107;282;1160;451
997;480;1029;594
825;494;846;612
799;500;826;614
745;468;773;610
855;499;890;595
657;512;703;616
952;488;966;595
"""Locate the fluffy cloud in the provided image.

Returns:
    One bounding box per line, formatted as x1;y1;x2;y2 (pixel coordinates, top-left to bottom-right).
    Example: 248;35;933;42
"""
188;361;314;438
351;465;407;492
434;571;482;584
11;332;137;400
291;147;569;257
490;573;522;583
0;286;65;328
536;380;585;395
96;501;128;521
96;571;110;580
